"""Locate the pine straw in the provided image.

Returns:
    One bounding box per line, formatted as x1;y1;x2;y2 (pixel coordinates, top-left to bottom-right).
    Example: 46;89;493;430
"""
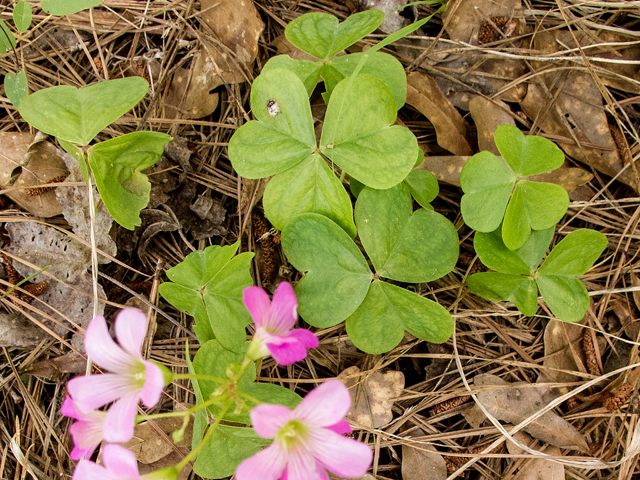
1;0;640;479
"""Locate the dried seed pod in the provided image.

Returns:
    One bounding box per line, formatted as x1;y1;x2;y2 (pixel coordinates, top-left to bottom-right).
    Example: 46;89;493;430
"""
478;17;520;44
565;396;580;411
603;382;633;411
23;174;69;196
582;330;601;376
23;280;49;297
609;121;631;165
430;395;471;416
252;210;278;284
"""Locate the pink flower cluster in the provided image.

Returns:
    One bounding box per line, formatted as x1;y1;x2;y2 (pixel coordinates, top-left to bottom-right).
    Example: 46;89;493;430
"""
63;284;372;480
63;308;166;479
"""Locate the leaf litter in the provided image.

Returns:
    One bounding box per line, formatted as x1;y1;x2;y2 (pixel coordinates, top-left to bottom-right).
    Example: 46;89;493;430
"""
2;1;640;480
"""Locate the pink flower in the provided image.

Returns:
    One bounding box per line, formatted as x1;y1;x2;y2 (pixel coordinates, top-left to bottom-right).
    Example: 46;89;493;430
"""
236;379;372;480
243;282;318;366
66;308;166;443
72;444;141;480
61;397;107;460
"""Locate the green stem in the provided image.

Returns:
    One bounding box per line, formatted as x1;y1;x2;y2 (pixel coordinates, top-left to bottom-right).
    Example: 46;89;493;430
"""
136;397;218;423
173;373;227;384
175;399;233;472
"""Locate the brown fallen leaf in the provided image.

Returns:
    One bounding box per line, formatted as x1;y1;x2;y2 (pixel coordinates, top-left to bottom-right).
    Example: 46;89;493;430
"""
542;318;587;385
339;366;404;428
273;35;320;63
474;374;589;451
123;417;192;464
406;72;475;155
329;474;376;480
402;429;447;480
0;311;45;348
507;432;565;480
526;167;593;194
441;0;523;45
468;97;515;155
0;134;68;217
24;352;86;378
164;61;220;120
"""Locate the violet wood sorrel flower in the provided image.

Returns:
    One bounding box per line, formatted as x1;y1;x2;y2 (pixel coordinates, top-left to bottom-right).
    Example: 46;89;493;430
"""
236;379;372;480
67;308;167;443
72;443;176;480
61;396;107;461
244;282;318;366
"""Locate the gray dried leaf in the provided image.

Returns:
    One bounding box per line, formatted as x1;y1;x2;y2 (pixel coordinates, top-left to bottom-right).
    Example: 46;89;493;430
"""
0;311;45;348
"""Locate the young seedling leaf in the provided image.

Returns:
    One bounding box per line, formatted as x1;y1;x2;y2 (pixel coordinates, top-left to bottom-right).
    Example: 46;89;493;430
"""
346;281;453;354
88;131;171;229
357;184;459;282
320;74;418;189
263;153;356;237
4;70;28;107
460;151;515;232
502;181;569;250
322;52;407;109
228;69;315;178
285;10;384;60
261;55;323;97
404;169;438;209
40;0;104;16
281;213;372;328
18;77;149;145
467;273;538;316
494;124;565;176
13;2;32;34
158;243;254;350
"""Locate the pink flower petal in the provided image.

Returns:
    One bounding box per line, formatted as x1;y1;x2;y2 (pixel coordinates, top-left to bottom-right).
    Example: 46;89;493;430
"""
288;329;319;349
325;420;352;435
293;380;351;427
267;340;308;366
67;373;135;412
309;428;373;478
69;417;104;460
84;315;138;374
250;404;292;438
114;308;148;358
61;397;83;421
72;459;121;480
235;443;287;480
284;448;324;480
102;444;140;478
268;282;297;334
243;286;271;328
139;360;165;408
102;393;140;443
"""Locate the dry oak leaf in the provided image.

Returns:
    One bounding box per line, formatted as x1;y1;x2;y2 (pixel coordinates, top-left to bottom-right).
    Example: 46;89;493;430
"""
542;318;587;385
339;366;404;428
469;97;515;155
0;133;68;217
474;374;588;451
406;72;475;156
123;417;192;464
402;429;447;480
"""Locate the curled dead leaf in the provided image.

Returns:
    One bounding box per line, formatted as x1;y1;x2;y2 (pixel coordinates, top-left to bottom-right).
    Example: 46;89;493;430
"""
339;366;404;428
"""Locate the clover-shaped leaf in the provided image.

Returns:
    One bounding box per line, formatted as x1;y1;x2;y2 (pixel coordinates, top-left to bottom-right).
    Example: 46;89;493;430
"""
261;55;322;97
320;74;418;189
282;204;457;353
285;10;384;61
356;184;458;282
158;242;254;350
18;77;149;145
263;153;356;237
461;125;568;250
88;131;171;229
467;229;607;322
229;68;315;178
404;169;438;209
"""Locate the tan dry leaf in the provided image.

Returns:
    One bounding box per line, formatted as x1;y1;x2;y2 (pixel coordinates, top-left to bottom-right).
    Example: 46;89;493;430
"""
0;311;45;348
201;0;264;65
24;352;86;378
164;62;220;120
402;429;447;480
469;97;515;155
526;167;593;194
507;432;565;480
329;474;376;480
441;0;523;45
474;374;588;451
0;134;68;217
339;366;404;428
416;154;469;186
407;72;475;155
123;417;192;464
542;318;586;385
273;35;319;62
631;271;640;316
